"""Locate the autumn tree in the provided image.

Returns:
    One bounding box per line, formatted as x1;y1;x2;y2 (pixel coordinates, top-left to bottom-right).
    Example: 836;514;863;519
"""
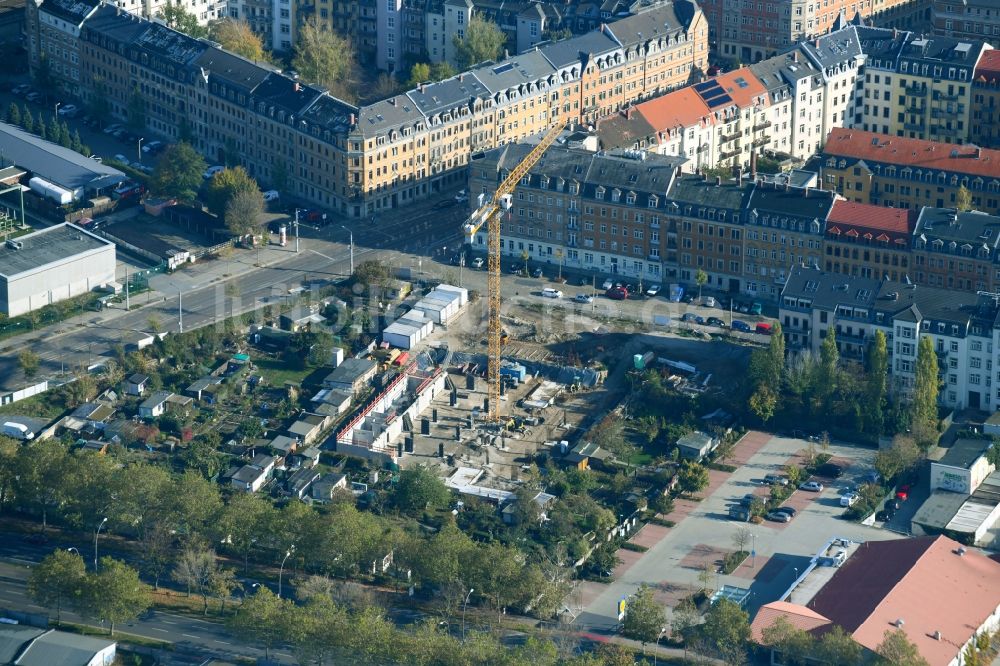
293;18;356;101
151;142;207;202
876;628;930;666
622;584;666;655
695;267;708;300
227;587;293;659
18;349;40;380
158;3;207;37
407;62;431;87
955;184;973;212
865;329;889;435
80;557;151;635
212;19;267;62
453;14;507;69
873;434;920;484
676;460;709;496
173;547;219;614
697;598;751;665
749;384;778;423
225;189;265;238
204;166;258;216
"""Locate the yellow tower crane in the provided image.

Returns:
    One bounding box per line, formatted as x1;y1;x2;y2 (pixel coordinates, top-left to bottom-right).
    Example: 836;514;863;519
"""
463;123;565;423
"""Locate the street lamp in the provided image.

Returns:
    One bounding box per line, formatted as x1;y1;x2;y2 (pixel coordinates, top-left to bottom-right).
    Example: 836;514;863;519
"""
54;102;60;117
137;137;144;162
340;225;354;275
66;547;80;556
278;545;295;598
94;517;108;571
462;587;475;642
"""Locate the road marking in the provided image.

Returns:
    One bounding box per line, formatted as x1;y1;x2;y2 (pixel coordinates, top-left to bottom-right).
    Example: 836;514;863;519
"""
151;628;168;633
182;633;198;639
214;640;232;645
6;590;23;595
161;620;176;625
276;653;293;659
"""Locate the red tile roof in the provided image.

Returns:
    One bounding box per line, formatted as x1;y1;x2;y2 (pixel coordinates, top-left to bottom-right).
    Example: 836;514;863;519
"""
750;601;831;643
975;50;1000;84
636;87;710;132
827;200;915;244
809;536;1000;666
709;68;768;108
824;128;1000;180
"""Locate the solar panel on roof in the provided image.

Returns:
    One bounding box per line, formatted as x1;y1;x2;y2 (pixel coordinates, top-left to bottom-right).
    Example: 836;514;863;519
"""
704;92;733;108
693;80;719;93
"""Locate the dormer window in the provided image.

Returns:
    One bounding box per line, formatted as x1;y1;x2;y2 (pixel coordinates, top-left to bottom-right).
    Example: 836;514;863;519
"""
595;186;605;200
611;189;621;202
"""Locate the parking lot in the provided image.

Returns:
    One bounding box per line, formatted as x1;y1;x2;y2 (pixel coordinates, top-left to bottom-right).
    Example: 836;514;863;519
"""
573;432;903;631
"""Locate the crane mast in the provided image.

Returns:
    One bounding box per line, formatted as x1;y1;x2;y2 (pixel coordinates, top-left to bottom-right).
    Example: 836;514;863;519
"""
463;123;565;423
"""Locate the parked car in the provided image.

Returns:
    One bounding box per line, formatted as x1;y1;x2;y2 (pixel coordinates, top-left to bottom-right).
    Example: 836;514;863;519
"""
731;320;751;332
471;257;484;269
766;510;792;523
606;286;628;300
433;199;457;210
25;91;42;102
706;316;726;327
896;484;911;501
203;165;225;179
57;103;78;117
454;189;469;203
740;493;765;508
103;123;124;134
574;294;594;304
817;463;844;479
750;302;763;316
694;315;706;325
113;154;129;164
602;279;614;290
764;473;789;486
702;296;716;307
12;84;31;95
646;284;661;297
773;506;797;517
875;509;894;522
800;481;824;492
862;471;882;484
755;322;774;335
681;312;698;323
262;190;280;202
532;267;543;278
111;181;145;201
840;492;860;507
541;288;563;299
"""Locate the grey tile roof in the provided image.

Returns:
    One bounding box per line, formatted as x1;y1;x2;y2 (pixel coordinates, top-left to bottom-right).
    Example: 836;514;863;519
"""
666;175;750;211
800;25;863;70
603;1;687;47
471;51;557;94
0;223;114;279
0;626;47;663
595;111;658;150
0;122;125;192
299;94;359;135
855;25;909;61
747;181;836;223
355;94;425;137
11;628;116;666
539;30;620;68
194;46;275;92
914;208;1000;247
406;74;489;116
900;35;989;71
37;0;100;25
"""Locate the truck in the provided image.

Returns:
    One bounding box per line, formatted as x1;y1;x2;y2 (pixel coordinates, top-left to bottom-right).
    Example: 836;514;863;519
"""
127;333;155;351
2;422;34;440
669;284;684;302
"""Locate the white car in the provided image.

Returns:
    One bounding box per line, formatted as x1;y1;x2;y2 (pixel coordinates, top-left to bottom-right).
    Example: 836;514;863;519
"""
471;257;484;269
602;279;614;290
800;481;825;492
541;288;563;299
203;165;225;179
262;190;280;202
103;123;124;134
113;154;129;164
57;103;78;117
25;92;41;102
141;140;163;154
574;293;594;304
454;189;469;203
646;284;661;296
840;492;860;507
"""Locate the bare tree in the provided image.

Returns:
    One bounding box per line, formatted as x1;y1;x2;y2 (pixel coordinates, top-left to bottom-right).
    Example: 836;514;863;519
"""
173;547;217;614
731;525;752;554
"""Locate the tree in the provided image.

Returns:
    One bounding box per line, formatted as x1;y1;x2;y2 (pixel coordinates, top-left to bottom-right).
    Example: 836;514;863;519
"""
173;547;217;614
621;584;665;654
212;19;266;61
873;434;920;484
671;597;700;657
353;259;393;291
80;557;151;635
731;525;752;554
158;2;207;37
408;62;432;87
21;105;32;133
453;14;507;69
814;626;861;665
912;335;940;448
225;189;265;238
430;62;456;81
865;330;889;435
151;142;207;202
393;465;450;514
14;438;69;529
18;349;40;379
28;549;86;623
181;436;227;479
956;184;973;212
698;598;750;665
987;439;1000;470
127;85;146;130
816;326;840;404
7;102;19;126
876;628;930;666
676;460;709;496
695;268;708;300
210;567;239;615
205;166;259;217
227;587;292;659
749;384;777;423
293;18;355;101
760;616;813;665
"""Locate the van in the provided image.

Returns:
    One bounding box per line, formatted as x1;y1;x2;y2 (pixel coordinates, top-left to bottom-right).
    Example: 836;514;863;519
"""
756;322;773;335
1;422;34;440
541;288;563;299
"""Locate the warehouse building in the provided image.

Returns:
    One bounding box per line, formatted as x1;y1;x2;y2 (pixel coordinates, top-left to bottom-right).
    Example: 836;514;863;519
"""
0;122;124;202
0;222;116;316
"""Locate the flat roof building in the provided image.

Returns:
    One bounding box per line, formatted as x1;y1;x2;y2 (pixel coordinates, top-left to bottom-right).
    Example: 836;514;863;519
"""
0;222;116;317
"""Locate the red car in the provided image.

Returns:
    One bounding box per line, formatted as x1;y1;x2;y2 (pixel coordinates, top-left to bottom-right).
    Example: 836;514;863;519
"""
606;286;628;300
896;485;910;501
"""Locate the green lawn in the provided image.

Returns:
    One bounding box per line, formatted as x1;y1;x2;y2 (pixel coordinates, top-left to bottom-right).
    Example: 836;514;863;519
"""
253;357;314;388
0;391;68;419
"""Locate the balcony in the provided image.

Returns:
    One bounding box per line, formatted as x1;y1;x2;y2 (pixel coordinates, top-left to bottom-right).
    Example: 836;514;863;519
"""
903;121;925;131
650;222;660;230
721;132;741;143
906;105;925;114
753;121;772;132
904;84;927;97
719;149;741;160
752;136;770;147
934;91;960;102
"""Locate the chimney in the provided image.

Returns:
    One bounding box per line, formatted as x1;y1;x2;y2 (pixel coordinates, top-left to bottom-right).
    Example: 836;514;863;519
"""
933;631;942;641
419;83;426;93
750;150;758;178
294;82;301;92
389;97;397;106
504;49;509;59
792;51;798;63
349;113;356;126
893;28;898;39
459;73;464;82
804;186;810;197
958;546;967;556
975;147;982;158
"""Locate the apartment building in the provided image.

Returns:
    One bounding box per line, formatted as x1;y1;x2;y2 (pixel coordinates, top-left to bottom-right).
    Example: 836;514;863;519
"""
35;0;707;218
819;128;1000;215
291;0;375;61
971;51;1000;149
910;207;1000;293
597;23;868;168
780;264;1000;410
823;199;914;281
467;144;688;282
930;0;1000;43
24;0;101;96
227;0;294;51
699;0;922;64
